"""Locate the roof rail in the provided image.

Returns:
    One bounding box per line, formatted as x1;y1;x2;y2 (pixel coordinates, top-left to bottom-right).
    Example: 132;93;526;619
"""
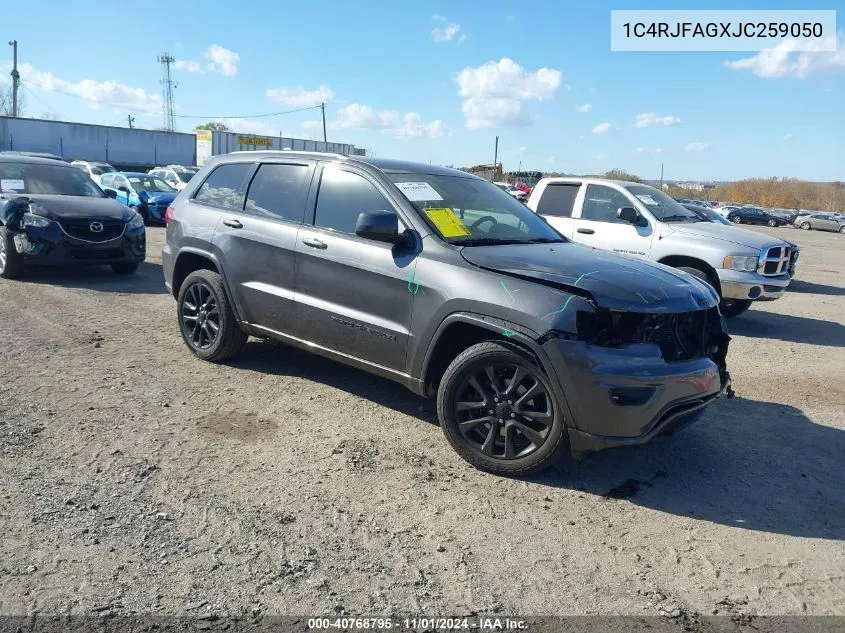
228;149;349;160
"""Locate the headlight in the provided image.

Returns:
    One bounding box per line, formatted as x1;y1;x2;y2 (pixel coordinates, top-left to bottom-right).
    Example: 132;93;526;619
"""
723;255;759;272
21;213;51;228
127;212;145;229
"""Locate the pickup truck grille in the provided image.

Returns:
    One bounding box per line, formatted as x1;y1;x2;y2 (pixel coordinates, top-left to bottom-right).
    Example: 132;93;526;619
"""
760;245;792;276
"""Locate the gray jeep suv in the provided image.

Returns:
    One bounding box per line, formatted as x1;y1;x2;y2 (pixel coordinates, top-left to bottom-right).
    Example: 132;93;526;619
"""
163;152;732;475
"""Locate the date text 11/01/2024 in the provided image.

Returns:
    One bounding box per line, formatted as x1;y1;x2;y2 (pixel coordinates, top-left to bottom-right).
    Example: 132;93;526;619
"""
307;617;528;630
622;21;823;38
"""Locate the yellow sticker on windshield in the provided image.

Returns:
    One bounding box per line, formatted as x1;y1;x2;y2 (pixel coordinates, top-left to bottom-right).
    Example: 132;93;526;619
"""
424;208;471;238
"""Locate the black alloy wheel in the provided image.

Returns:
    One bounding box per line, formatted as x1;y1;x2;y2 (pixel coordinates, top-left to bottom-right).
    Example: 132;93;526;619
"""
177;269;247;361
438;341;567;475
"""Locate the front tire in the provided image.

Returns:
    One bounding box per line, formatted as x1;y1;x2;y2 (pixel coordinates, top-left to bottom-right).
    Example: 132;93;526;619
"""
801;222;811;230
437;341;568;476
768;219;778;227
0;226;24;279
732;216;742;224
839;226;845;234
177;269;247;362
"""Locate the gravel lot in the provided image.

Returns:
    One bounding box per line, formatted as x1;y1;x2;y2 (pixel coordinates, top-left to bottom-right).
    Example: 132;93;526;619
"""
1;224;843;624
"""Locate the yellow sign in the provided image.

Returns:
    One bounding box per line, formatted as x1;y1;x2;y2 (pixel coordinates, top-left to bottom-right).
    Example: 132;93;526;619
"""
237;135;273;146
424;208;471;238
195;130;212;142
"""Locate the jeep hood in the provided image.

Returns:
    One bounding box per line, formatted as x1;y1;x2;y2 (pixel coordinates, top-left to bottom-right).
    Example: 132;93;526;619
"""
660;221;783;250
460;243;719;312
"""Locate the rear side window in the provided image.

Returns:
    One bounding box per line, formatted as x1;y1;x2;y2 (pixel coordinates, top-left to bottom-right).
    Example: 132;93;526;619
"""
314;168;392;235
245;163;311;223
581;185;632;223
194;163;252;210
537;183;580;217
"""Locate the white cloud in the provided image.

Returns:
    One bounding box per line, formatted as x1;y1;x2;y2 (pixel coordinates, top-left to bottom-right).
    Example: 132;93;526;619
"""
13;63;162;114
175;45;240;76
783;133;794;141
458;34;467;45
575;103;592;113
724;31;845;79
633;147;662;155
456;58;562;129
313;103;449;139
214;118;278;136
432;15;461;43
266;85;333;106
685;142;711;152
635;112;681;127
591;122;615;133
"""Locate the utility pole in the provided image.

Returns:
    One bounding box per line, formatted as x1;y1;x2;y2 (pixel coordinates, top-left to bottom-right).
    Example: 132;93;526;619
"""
320;102;327;143
127;114;135;129
660;162;664;190
157;53;177;131
8;40;19;117
493;136;499;181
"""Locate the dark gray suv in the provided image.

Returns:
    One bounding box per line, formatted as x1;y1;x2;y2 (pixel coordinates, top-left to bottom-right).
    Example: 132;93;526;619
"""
163;152;732;475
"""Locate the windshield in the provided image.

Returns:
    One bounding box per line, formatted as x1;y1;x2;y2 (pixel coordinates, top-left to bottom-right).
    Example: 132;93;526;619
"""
127;175;177;192
388;173;564;245
90;164;115;175
626;185;702;222
0;162;106;197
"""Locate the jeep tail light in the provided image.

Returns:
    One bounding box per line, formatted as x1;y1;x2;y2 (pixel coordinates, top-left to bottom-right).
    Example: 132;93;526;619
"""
165;206;175;224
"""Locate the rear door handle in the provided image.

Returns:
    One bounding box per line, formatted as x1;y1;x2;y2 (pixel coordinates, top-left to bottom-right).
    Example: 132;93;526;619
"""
302;237;328;250
222;218;243;229
577;228;595;235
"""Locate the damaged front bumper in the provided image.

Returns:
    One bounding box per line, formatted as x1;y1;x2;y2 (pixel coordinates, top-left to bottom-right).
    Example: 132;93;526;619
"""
541;307;732;457
9;221;145;266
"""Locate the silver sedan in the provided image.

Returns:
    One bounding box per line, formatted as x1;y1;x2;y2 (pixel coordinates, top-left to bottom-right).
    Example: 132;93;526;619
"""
794;213;845;233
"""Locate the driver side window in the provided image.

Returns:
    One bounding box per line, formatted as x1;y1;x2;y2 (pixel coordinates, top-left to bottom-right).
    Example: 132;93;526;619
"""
314;168;395;235
580;185;633;224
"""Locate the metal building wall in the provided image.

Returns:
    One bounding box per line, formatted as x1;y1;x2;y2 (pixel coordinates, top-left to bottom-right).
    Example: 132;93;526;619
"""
210;131;361;158
0;117;196;167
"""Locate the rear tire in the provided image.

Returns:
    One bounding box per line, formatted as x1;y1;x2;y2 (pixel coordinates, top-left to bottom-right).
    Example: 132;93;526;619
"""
0;226;24;279
177;269;247;362
437;341;568;476
111;262;139;275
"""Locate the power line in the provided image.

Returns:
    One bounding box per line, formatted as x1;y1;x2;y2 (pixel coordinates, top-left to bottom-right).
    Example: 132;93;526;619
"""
172;104;323;119
20;79;324;121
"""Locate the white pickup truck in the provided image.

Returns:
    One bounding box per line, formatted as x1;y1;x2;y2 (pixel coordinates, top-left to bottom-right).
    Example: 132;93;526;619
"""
526;177;799;317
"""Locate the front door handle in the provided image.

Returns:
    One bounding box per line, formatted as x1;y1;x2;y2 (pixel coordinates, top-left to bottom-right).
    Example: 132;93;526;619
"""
577;228;595;235
222;218;243;229
302;237;328;250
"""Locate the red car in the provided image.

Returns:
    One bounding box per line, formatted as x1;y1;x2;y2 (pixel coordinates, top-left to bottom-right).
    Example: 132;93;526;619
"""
509;181;532;195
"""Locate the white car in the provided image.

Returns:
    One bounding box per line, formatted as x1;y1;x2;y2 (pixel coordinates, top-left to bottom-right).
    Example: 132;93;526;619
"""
70;160;116;185
149;167;196;191
493;181;528;202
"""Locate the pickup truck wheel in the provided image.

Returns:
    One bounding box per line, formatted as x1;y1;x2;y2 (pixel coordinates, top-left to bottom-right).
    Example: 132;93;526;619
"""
719;299;753;318
437;341;568;476
177;269;247;362
0;226;24;279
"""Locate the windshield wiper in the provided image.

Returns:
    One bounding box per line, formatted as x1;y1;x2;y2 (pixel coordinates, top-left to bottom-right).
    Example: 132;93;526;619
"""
661;214;702;222
453;237;535;246
525;237;566;243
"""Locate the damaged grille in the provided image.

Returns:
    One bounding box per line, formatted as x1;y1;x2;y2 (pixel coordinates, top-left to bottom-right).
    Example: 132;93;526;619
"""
59;219;125;242
576;307;722;362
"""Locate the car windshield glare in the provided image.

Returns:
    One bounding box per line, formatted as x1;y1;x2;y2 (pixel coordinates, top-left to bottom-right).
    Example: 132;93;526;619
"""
0;162;106;197
625;185;702;222
387;172;565;245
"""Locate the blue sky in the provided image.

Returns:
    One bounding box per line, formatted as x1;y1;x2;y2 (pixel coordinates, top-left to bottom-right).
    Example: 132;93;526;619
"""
2;0;844;181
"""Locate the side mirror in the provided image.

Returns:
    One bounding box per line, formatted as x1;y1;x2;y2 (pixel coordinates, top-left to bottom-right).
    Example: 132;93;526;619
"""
104;189;117;199
355;211;408;245
618;206;645;226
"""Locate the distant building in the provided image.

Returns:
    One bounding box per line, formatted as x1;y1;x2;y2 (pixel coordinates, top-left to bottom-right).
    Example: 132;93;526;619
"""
675;181;716;191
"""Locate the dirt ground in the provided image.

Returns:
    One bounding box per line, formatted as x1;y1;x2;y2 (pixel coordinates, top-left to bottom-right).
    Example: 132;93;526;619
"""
1;224;843;624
